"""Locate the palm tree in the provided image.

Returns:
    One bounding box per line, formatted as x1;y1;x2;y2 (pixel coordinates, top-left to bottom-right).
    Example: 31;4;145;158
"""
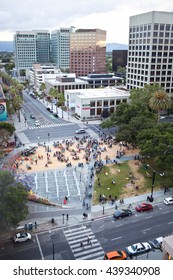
57;93;65;118
49;88;59;113
39;83;46;103
149;90;172;123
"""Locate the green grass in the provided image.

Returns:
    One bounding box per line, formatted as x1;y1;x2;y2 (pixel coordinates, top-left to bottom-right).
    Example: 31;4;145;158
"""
93;163;131;204
93;161;172;205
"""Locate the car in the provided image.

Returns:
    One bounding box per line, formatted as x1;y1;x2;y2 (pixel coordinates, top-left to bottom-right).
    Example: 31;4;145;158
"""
35;120;40;126
113;209;132;219
135;203;153;212
164;197;173;205
53;113;59;118
49;109;53;113
149;237;163;249
104;250;127;260
30;114;35;119
125;242;151;256
46;107;51;111
75;129;86;134
14;232;31;243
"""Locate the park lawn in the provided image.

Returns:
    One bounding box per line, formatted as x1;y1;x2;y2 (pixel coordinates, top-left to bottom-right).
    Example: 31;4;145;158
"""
93;163;132;205
93;160;171;205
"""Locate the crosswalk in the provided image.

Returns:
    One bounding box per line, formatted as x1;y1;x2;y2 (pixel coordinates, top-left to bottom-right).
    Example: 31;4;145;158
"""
29;122;76;129
63;225;105;260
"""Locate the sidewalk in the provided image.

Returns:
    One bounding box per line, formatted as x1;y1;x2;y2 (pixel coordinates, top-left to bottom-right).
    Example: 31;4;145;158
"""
16;187;173;235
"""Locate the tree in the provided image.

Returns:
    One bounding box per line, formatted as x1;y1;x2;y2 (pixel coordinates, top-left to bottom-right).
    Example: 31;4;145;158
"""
137;123;173;169
57;92;65;118
39;83;46;103
0;170;28;233
149;90;172;123
0;122;15;151
11;94;23;122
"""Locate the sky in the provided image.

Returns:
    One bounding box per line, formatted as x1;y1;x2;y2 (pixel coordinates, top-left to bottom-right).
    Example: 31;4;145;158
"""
0;0;173;44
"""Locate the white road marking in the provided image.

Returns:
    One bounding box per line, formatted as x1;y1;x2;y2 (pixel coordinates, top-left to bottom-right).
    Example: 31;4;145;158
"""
111;236;122;241
142;228;151;232
36;234;44;260
168;221;173;224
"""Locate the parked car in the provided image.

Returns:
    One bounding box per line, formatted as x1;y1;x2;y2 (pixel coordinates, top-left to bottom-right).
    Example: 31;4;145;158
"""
46;107;51;111
53;113;59;118
135;203;153;212
75;129;86;134
30;114;35;119
125;242;151;256
104;250;127;260
164;197;173;205
113;209;132;219
149;237;163;249
14;232;31;243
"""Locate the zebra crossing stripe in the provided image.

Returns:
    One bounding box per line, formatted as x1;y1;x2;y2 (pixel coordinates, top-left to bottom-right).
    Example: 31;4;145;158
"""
29;122;75;129
63;225;105;260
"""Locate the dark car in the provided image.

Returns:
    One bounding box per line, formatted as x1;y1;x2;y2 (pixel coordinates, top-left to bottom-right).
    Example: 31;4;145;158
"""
135;203;153;212
113;209;132;219
53;113;59;118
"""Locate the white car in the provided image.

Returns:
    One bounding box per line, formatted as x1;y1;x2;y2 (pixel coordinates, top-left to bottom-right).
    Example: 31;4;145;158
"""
75;129;86;134
14;232;31;243
125;242;151;256
149;237;163;249
35;120;40;126
164;197;173;205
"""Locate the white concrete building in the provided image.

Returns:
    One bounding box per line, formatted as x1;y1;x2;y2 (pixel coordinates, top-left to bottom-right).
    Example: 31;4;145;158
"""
127;11;173;93
65;87;130;119
162;235;173;260
45;73;88;94
29;63;61;90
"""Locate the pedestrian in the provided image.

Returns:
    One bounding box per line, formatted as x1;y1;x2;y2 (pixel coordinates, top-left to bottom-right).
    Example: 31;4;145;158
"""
80;241;84;249
164;186;167;194
119;199;122;204
87;237;92;245
122;198;124;204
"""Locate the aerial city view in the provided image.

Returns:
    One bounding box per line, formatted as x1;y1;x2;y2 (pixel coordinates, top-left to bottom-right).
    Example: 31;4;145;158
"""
0;1;173;262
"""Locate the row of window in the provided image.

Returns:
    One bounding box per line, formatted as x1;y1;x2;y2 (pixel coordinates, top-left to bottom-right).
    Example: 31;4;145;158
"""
90;99;127;107
130;24;173;33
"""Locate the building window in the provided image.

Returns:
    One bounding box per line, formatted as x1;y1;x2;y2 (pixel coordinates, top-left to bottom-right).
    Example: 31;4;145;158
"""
90;101;95;107
103;100;108;107
97;108;102;115
116;99;121;105
110;99;115;106
97;100;102;106
110;107;114;114
90;108;95;116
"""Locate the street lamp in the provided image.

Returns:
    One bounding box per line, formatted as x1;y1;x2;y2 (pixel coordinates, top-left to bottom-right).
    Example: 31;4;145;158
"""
37;136;40;146
146;164;164;202
49;230;55;260
48;133;50;142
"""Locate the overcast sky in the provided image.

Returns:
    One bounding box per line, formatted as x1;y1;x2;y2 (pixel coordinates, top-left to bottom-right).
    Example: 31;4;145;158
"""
0;0;173;43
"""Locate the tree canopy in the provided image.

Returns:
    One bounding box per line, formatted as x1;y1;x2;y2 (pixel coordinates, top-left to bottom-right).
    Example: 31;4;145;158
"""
0;170;28;233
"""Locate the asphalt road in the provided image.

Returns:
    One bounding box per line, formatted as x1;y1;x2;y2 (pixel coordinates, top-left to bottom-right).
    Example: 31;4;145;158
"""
1;202;173;260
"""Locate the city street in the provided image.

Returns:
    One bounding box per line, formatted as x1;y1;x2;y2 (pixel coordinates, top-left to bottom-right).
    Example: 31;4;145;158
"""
1;201;173;260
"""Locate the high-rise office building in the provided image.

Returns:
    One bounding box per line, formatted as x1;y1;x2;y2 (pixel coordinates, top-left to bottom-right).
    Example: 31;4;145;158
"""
70;29;106;77
51;26;75;69
112;50;128;72
14;30;50;77
127;11;173;93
